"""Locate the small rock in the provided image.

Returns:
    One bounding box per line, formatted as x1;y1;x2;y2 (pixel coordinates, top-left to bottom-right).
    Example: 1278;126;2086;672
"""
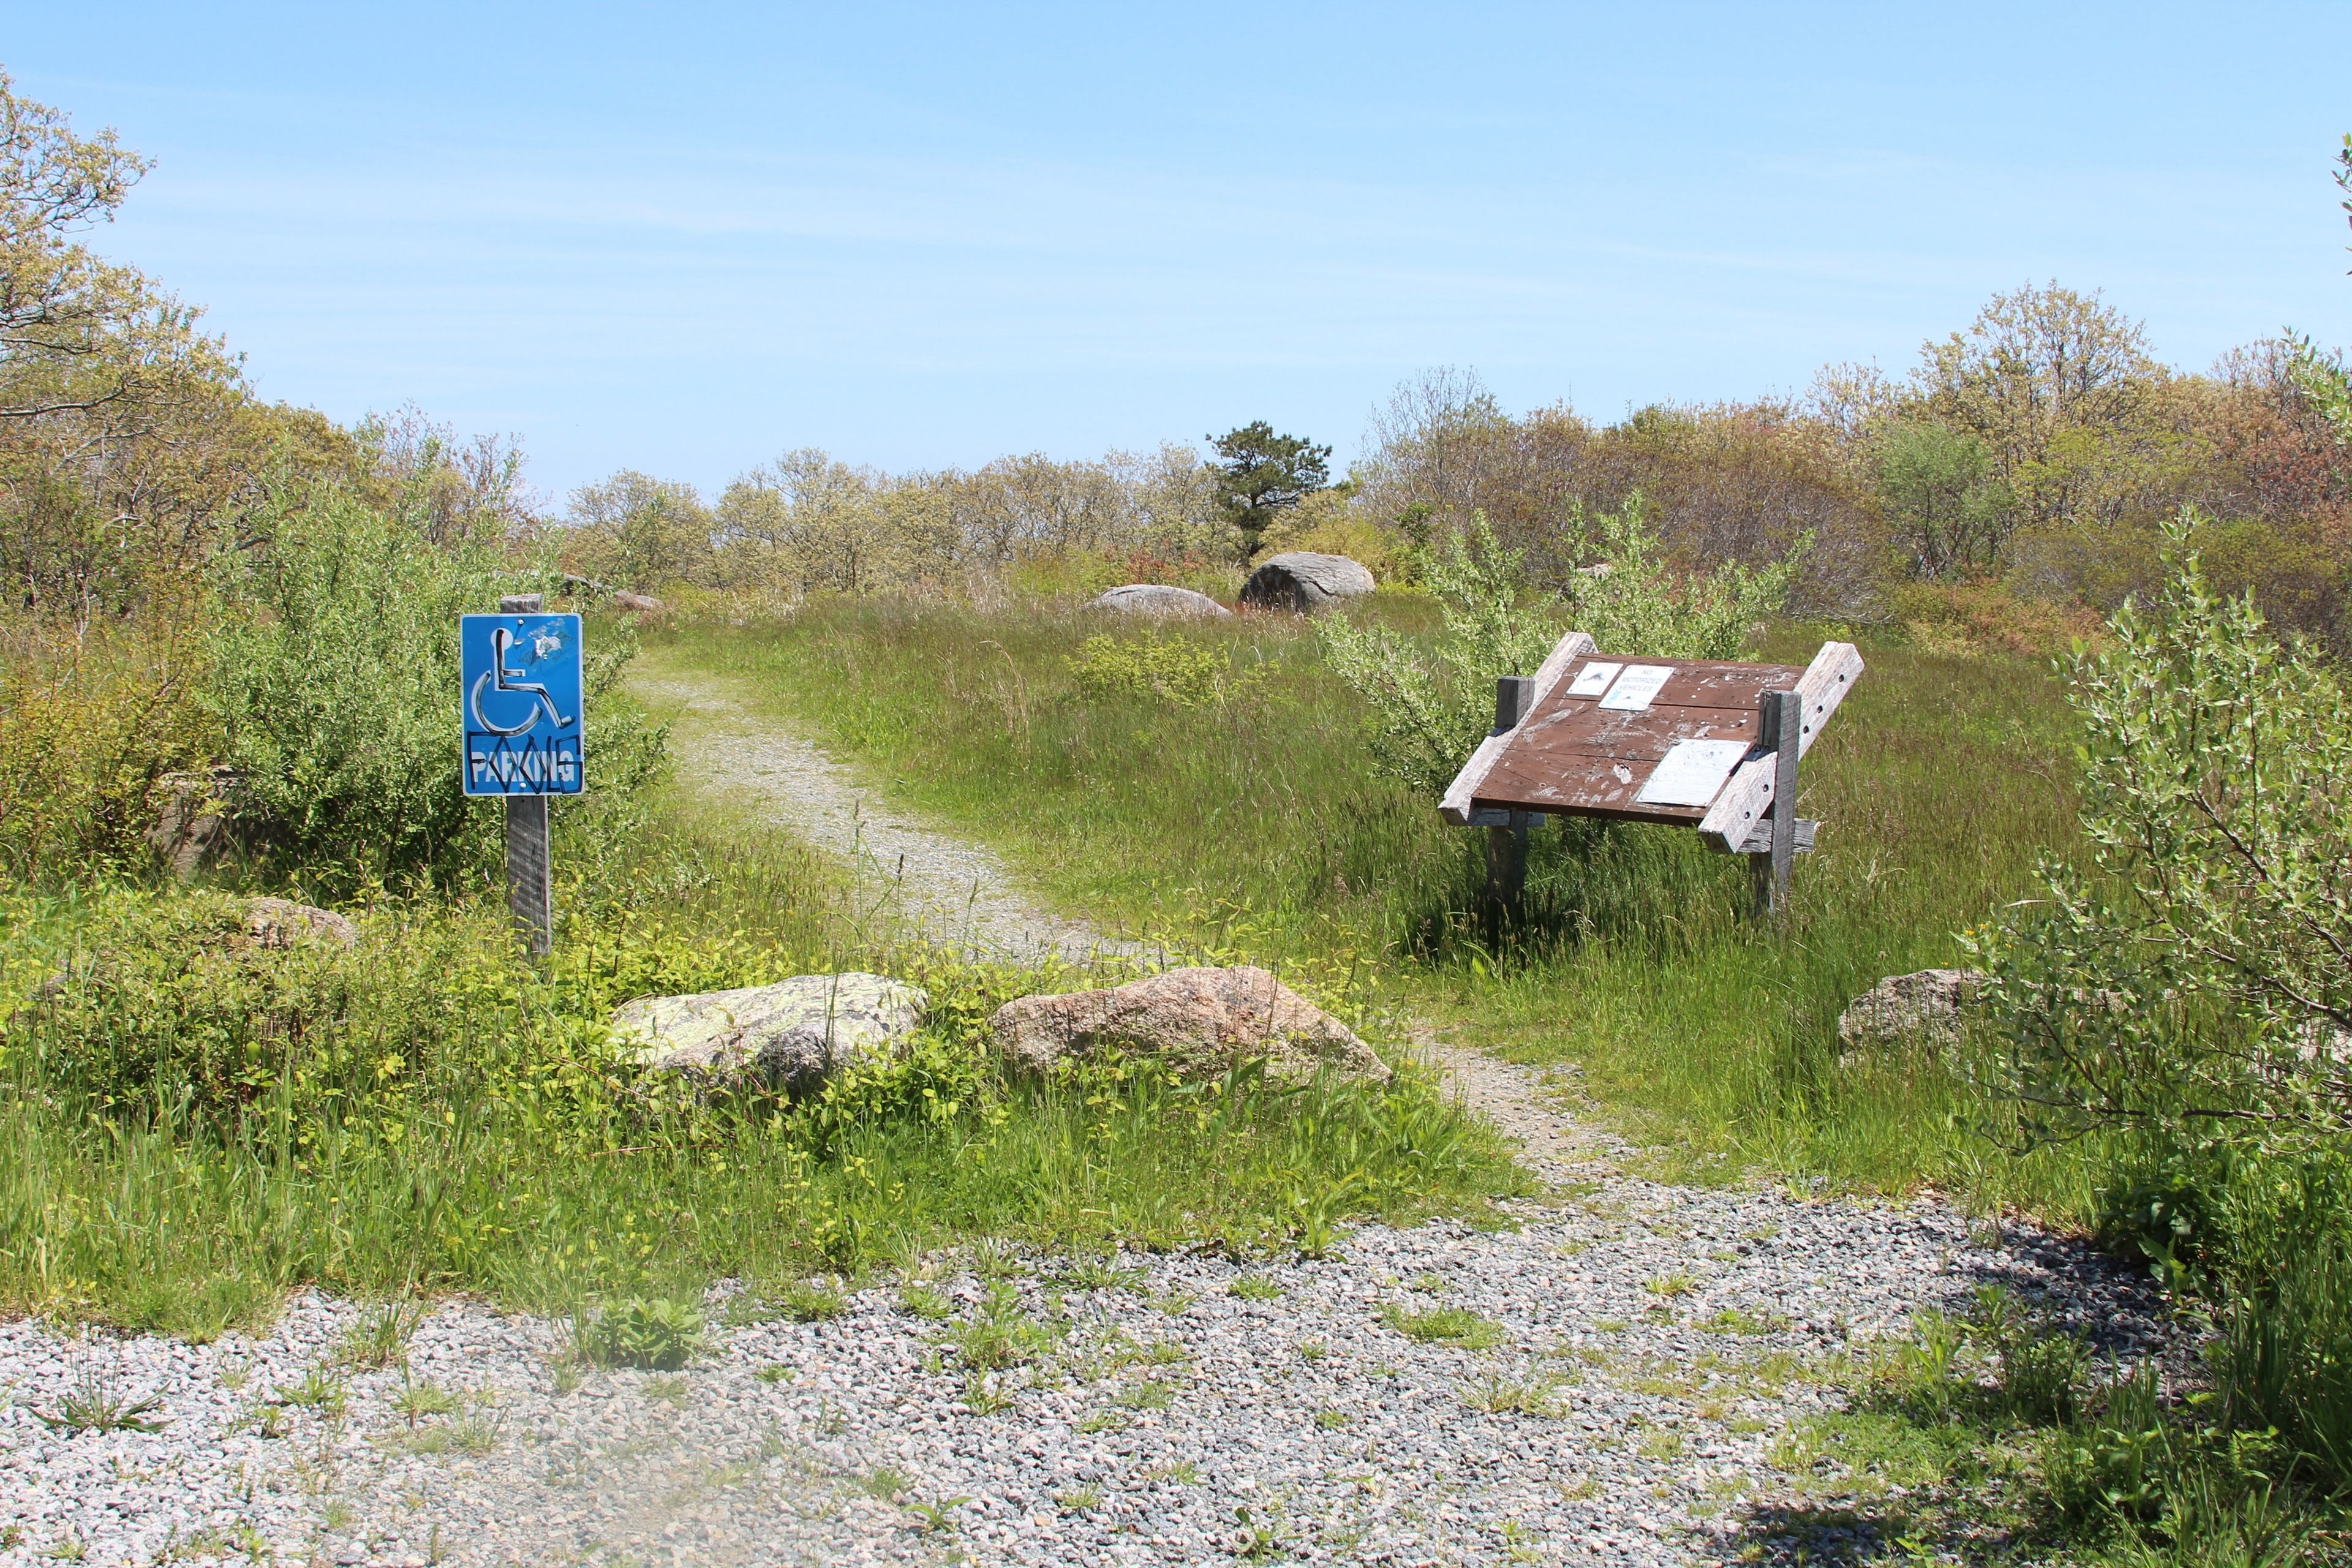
612;590;665;614
611;973;929;1090
1836;968;1982;1057
244;897;359;949
987;965;1389;1084
1089;584;1232;618
1237;553;1374;614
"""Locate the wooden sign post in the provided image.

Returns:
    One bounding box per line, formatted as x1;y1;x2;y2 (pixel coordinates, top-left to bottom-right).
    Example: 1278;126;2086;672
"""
498;594;554;956
1440;633;1862;920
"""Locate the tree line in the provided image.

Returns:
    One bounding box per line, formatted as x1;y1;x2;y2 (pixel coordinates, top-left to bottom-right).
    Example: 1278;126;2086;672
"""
6;66;2350;654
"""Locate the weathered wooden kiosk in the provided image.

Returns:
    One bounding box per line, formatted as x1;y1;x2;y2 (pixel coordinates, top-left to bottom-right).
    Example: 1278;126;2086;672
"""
1440;632;1864;918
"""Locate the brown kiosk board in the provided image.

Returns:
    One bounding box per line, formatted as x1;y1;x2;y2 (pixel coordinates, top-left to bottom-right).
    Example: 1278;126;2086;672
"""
1439;631;1864;915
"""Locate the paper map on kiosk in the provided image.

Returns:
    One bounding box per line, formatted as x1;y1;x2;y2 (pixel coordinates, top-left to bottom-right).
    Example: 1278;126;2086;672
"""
1634;738;1752;807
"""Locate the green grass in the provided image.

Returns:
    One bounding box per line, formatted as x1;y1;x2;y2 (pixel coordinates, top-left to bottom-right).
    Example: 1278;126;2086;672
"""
642;603;2103;1214
1749;1288;2352;1566
0;785;1517;1335
1379;1303;1503;1348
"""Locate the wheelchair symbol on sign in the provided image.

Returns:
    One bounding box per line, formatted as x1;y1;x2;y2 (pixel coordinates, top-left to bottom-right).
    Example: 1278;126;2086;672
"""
468;625;575;737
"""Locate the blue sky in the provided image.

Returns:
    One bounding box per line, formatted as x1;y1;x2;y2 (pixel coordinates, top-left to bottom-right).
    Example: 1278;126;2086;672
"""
11;3;2351;500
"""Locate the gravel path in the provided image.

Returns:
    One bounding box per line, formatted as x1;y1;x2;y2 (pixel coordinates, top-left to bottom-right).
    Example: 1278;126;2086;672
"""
0;683;2171;1567
630;673;1120;964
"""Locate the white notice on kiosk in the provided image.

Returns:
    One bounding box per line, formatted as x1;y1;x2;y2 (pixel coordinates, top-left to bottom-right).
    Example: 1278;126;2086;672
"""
1597;665;1673;711
1565;661;1622;698
1635;738;1751;807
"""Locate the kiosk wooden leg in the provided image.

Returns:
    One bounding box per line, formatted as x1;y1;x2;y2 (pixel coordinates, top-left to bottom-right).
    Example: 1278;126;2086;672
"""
1483;675;1539;925
1486;812;1532;916
1752;688;1802;921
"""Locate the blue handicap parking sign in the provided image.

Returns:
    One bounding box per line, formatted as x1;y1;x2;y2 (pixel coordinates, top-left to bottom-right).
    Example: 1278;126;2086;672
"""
460;612;586;796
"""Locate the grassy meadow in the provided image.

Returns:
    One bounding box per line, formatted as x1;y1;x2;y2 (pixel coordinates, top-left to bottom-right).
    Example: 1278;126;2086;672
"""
646;597;2100;1217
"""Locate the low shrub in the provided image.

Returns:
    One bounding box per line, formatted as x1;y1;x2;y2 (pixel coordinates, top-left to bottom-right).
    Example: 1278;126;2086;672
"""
1970;518;2352;1140
0;887;557;1121
1887;579;2103;658
1064;630;1264;709
575;1295;707;1370
1961;521;2352;1520
1318;503;1799;797
0;626;211;879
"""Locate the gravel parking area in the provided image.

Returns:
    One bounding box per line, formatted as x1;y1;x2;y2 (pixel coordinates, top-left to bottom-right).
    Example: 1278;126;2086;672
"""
0;1072;2162;1568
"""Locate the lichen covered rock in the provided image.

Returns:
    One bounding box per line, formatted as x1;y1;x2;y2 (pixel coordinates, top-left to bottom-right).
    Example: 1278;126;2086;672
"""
244;897;358;949
612;973;929;1090
1090;584;1232;618
1836;968;1983;1058
1238;553;1375;614
987;965;1389;1084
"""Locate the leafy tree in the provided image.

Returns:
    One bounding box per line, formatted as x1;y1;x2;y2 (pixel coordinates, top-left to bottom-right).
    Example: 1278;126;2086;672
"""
1918;284;2160;488
567;470;714;590
1910;283;2179;557
0;67;151;424
1208;421;1330;556
0;72;346;623
353;404;534;548
1872;420;2013;578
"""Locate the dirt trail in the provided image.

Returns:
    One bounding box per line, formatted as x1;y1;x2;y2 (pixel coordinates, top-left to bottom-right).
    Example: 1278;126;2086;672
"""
639;668;1629;1165
1410;1027;1636;1183
632;671;1126;967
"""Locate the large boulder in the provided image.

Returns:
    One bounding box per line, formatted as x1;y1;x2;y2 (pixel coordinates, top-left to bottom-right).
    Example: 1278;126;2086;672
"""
1238;552;1375;614
1837;968;1983;1058
612;973;929;1090
1090;584;1233;619
987;965;1389;1084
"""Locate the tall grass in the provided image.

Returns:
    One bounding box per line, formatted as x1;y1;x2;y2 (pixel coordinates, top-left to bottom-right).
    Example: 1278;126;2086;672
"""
649;604;2095;1210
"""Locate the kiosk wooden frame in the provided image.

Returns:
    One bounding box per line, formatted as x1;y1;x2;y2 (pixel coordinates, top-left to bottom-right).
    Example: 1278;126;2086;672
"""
1439;631;1864;917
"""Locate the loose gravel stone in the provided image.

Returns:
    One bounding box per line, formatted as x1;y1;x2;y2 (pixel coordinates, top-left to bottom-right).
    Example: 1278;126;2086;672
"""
0;1051;2163;1567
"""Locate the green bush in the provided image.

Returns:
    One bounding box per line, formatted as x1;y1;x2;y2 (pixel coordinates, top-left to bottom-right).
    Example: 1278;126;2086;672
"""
204;486;665;891
1552;496;1804;666
1970;516;2352;1501
0;628;212;880
1063;630;1264;708
0;887;562;1120
1970;516;2352;1138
